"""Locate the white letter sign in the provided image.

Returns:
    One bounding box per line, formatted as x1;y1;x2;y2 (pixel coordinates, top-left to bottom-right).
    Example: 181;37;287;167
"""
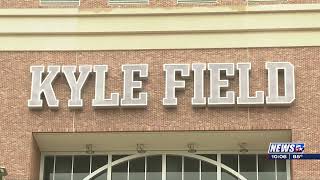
208;63;235;106
28;66;60;109
92;65;120;109
266;62;295;106
62;65;91;109
121;64;148;108
28;62;296;109
163;64;190;107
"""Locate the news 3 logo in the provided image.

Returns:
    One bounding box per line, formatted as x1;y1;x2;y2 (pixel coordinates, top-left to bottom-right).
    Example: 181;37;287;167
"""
268;143;305;154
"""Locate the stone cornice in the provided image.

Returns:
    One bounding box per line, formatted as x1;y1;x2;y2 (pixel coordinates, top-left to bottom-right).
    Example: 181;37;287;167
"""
0;4;320;50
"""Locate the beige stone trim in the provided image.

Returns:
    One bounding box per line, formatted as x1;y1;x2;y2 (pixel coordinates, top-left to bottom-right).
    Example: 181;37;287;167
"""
1;4;320;50
1;4;320;16
2;31;320;50
1;12;320;34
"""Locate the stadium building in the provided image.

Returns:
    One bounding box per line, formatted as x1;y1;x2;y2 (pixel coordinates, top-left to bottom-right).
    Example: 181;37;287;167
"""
0;0;320;180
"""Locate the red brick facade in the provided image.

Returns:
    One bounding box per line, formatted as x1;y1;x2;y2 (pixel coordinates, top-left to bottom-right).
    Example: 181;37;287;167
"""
0;48;320;179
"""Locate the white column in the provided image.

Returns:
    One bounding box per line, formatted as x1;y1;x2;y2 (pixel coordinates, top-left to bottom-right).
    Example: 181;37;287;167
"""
127;161;130;180
53;156;56;180
217;154;221;180
182;156;184;180
256;155;259;180
89;155;92;174
286;160;291;180
145;157;147;180
162;154;167;180
275;160;278;180
71;155;74;180
107;154;112;180
199;160;202;180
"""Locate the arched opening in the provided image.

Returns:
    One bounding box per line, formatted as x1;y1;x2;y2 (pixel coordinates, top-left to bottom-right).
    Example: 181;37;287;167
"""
38;131;291;180
84;153;247;180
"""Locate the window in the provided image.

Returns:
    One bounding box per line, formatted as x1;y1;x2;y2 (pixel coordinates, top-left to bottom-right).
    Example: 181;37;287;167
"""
258;155;275;180
129;157;145;180
146;156;162;180
277;160;288;180
239;155;257;180
92;155;108;172
91;155;108;180
112;161;127;180
247;0;284;2
184;157;199;180
177;0;216;4
221;154;238;180
43;155;108;180
42;153;290;180
43;156;54;180
166;156;182;180
200;154;217;180
73;156;90;180
55;156;72;180
108;0;148;4
40;0;80;6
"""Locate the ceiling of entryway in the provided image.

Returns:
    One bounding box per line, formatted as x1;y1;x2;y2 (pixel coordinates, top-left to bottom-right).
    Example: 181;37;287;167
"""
34;130;291;153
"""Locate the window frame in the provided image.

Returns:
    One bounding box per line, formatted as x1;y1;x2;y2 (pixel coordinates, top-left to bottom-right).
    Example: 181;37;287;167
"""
39;151;291;180
39;0;80;7
176;0;217;4
108;0;149;5
246;0;286;2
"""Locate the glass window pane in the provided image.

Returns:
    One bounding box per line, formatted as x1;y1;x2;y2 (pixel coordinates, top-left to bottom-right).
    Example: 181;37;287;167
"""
46;0;78;1
201;161;217;180
92;155;108;172
258;155;275;180
199;154;217;180
277;160;287;180
43;156;54;180
200;154;217;161
239;155;256;180
113;155;129;161
112;161;128;180
221;155;238;180
73;156;90;180
147;156;162;180
167;155;182;180
92;171;107;180
184;157;199;180
55;156;72;180
129;157;145;180
200;154;217;180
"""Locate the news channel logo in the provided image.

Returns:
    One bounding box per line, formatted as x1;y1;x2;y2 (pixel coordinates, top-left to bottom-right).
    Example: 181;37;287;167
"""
268;143;305;154
267;142;313;160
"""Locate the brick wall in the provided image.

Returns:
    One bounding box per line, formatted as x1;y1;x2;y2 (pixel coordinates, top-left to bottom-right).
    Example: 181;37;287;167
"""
0;48;319;179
